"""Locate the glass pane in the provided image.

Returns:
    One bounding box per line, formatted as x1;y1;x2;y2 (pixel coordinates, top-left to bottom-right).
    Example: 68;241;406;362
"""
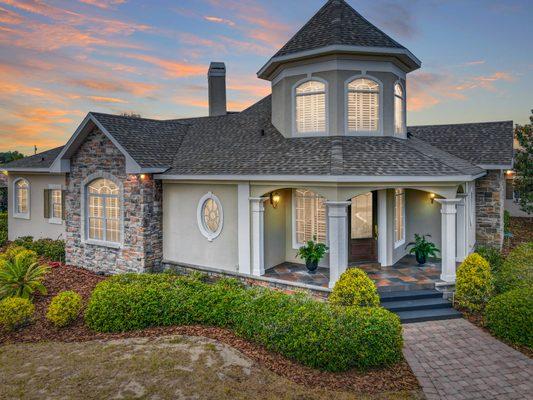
394;190;405;243
394;95;404;134
52;190;62;219
106;219;120;243
89;195;103;218
394;83;403;97
17;187;28;214
348;78;379;92
88;179;119;195
295;189;326;244
202;198;220;233
351;193;373;239
347;91;379;132
106;197;119;219
296;93;326;133
89;218;103;240
296;80;325;94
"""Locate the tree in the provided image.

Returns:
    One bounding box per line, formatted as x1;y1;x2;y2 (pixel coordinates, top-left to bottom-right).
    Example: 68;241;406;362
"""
0;151;24;164
513;111;532;214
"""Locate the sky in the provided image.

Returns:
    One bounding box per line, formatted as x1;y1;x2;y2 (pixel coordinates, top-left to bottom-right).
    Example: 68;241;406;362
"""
0;0;531;155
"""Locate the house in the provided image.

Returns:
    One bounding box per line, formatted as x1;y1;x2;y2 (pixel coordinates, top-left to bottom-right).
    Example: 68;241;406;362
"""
1;0;513;291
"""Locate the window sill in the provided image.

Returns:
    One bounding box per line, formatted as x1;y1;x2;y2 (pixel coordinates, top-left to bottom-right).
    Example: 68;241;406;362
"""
13;213;30;220
48;218;63;225
84;239;121;249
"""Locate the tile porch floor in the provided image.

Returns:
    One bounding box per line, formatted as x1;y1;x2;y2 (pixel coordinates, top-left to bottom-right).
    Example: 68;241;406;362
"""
263;255;442;292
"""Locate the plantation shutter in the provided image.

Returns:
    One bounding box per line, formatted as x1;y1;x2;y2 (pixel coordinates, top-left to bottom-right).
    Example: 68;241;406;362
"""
61;190;66;220
295;189;327;245
347;79;379;132
295;81;326;134
43;189;50;219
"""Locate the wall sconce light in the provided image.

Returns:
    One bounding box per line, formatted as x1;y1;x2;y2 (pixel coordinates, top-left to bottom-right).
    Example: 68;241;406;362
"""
429;193;436;204
506;170;514;176
139;174;147;180
270;192;281;209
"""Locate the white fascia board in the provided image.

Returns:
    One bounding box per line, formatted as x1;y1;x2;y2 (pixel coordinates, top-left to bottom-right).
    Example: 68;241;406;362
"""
258;45;422;79
155;174;480;183
1;167;53;173
477;164;513;170
49;113;145;174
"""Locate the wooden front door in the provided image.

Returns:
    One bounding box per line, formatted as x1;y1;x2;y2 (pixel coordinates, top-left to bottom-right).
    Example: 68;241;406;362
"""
348;192;378;263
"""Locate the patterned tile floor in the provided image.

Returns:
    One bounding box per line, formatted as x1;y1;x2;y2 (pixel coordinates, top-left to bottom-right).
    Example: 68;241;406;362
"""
263;255;442;291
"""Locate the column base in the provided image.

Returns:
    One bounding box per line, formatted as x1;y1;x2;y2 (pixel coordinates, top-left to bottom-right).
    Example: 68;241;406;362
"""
440;273;456;283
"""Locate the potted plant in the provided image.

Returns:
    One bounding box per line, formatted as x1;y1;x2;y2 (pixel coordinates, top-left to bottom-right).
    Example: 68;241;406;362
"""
296;236;328;273
405;234;440;265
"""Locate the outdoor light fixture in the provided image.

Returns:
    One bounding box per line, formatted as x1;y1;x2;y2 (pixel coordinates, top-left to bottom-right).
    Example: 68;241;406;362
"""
270;192;281;209
506;170;514;176
429;193;436;204
140;174;147;180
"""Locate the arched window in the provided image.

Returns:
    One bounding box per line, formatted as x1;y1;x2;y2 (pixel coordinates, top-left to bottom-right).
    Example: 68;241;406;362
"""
294;80;326;134
14;178;30;218
197;192;223;241
394;83;405;134
86;178;120;244
347;78;380;133
293;189;327;246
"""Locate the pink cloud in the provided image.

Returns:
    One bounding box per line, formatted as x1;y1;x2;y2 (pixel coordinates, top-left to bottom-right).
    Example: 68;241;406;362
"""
120;53;206;78
78;0;126;9
204;15;235;27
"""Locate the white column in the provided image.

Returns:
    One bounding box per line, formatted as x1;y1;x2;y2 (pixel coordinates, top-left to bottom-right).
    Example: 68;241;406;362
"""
325;201;351;288
250;197;267;276
456;194;468;262
436;199;462;283
377;189;390;266
237;183;251;274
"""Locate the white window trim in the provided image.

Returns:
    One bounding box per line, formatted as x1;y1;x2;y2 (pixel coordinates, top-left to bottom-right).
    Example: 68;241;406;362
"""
292;76;329;137
13;178;30;220
344;74;383;136
47;184;63;225
291;189;329;249
394;189;406;249
197;192;224;242
393;80;406;136
81;173;124;249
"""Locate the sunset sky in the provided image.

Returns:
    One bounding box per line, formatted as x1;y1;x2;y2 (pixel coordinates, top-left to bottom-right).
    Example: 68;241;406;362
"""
0;0;531;155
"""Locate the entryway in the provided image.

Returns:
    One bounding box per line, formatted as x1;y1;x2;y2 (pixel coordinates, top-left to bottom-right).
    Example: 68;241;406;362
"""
348;192;378;264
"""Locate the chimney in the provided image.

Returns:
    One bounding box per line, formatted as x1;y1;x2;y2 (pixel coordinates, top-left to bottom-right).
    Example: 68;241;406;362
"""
208;62;227;117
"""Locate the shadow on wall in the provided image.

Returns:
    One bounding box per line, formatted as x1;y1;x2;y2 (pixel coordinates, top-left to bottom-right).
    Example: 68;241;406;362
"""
0;187;6;212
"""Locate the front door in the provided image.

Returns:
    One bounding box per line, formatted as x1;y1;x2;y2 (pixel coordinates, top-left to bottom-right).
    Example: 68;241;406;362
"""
348;192;378;263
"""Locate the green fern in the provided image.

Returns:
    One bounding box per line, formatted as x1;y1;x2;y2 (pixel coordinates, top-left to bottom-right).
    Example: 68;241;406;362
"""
0;251;49;299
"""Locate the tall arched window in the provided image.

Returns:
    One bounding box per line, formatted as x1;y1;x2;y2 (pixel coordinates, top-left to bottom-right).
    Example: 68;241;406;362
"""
14;178;30;218
347;78;380;133
294;80;326;134
293;189;327;246
86;178;120;244
394;83;405;134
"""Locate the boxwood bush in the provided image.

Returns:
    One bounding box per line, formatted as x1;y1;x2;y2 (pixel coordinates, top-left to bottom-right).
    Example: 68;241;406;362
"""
13;236;65;262
485;287;532;348
85;274;403;372
455;253;494;313
329;268;380;307
0;296;34;332
496;242;533;293
47;291;83;327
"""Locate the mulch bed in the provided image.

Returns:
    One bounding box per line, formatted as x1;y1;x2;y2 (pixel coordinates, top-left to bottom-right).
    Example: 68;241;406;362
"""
503;217;533;255
0;264;420;395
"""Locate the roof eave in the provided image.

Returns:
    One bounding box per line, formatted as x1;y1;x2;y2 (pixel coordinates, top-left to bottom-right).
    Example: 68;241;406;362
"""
257;45;422;80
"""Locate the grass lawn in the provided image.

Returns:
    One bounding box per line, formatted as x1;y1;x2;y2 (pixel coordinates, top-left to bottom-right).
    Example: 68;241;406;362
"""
0;335;423;400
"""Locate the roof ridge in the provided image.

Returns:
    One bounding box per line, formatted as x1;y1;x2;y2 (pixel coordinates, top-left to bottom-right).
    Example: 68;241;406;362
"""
330;136;344;174
409;120;513;129
90;111;189;125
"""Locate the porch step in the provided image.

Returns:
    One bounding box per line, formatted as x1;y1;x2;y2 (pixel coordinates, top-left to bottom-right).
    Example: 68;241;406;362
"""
380;289;462;323
380;289;442;303
382;297;452;312
395;308;462;324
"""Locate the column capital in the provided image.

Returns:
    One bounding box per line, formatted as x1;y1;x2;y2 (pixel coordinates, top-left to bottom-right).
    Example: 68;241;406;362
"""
249;197;268;212
325;201;351;218
436;198;462;214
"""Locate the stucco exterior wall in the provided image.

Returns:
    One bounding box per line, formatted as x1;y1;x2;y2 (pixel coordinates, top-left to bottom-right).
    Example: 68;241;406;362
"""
65;129;163;274
264;189;288;269
405;189;442;259
7;174;66;241
163;182;239;271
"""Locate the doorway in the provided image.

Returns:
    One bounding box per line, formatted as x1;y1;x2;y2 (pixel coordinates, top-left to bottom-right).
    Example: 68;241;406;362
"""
348;192;378;263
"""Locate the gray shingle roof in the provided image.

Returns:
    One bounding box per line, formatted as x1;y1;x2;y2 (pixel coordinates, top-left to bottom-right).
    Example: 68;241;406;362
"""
1;146;64;170
90;113;189;169
408;121;514;167
274;0;405;59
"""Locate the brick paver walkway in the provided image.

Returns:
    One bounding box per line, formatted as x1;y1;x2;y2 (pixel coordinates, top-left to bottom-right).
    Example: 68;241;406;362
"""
403;319;533;400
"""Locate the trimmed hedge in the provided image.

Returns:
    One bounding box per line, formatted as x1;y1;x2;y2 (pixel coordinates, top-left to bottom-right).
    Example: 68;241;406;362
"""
13;236;65;262
47;291;83;327
475;246;504;277
485;287;533;348
496;242;533;293
455;253;494;313
0;212;7;248
0;296;34;332
330;268;380;307
85;274;403;372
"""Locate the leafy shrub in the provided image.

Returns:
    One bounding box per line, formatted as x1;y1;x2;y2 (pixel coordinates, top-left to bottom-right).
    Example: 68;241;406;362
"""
0;250;49;299
496;243;533;293
475;246;504;277
0;296;34;332
485;287;533;348
455;253;494;313
13;236;65;262
329;268;380;307
85;274;402;372
0;212;7;248
46;291;83;327
0;245;33;264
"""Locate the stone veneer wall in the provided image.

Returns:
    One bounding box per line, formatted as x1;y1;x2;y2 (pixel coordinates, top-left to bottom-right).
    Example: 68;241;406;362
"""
65;129;163;274
476;170;505;248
